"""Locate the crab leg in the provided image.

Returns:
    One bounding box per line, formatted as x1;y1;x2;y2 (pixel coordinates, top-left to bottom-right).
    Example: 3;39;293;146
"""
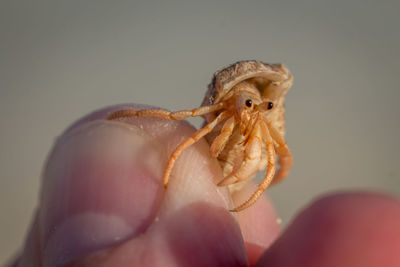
218;123;262;187
266;122;293;185
209;116;236;158
107;102;225;121
163;111;231;187
230;121;276;212
242;112;259;141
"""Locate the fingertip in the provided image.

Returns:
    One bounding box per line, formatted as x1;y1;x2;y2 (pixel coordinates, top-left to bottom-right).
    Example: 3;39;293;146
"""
256;191;400;267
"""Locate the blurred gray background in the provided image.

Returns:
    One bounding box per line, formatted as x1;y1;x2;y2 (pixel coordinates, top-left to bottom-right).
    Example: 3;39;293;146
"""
1;0;399;262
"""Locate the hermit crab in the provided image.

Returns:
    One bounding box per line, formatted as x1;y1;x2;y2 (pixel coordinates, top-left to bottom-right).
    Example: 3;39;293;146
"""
108;60;293;212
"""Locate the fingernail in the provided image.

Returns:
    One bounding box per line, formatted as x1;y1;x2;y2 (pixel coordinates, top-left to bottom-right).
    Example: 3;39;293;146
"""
40;120;166;266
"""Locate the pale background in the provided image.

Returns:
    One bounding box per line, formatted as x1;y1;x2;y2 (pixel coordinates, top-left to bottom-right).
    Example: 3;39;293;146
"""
1;0;399;262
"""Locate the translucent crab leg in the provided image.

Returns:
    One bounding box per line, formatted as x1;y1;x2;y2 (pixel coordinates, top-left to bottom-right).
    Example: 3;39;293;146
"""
209;116;236;158
163;111;232;187
231;121;276;212
266;122;293;185
218;123;262;187
107;102;225;121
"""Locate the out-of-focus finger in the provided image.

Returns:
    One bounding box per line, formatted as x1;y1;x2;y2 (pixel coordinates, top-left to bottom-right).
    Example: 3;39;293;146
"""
256;192;400;267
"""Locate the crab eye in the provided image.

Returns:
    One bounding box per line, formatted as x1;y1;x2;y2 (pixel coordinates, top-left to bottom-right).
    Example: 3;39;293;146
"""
245;99;252;108
267;102;274;110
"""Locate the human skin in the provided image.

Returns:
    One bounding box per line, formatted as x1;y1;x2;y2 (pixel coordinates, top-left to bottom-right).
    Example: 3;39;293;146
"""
9;105;400;267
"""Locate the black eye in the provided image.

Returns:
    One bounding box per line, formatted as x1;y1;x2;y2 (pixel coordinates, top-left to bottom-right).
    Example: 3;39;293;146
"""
245;99;252;107
267;102;274;110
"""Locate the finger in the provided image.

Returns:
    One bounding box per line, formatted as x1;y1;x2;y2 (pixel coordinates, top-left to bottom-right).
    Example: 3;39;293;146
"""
16;105;249;266
256;192;400;267
231;182;280;265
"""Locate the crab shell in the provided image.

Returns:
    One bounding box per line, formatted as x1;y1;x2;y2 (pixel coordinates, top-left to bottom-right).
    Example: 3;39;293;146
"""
201;60;293;137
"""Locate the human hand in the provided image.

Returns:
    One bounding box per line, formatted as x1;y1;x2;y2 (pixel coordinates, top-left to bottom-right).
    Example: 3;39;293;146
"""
10;105;400;267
